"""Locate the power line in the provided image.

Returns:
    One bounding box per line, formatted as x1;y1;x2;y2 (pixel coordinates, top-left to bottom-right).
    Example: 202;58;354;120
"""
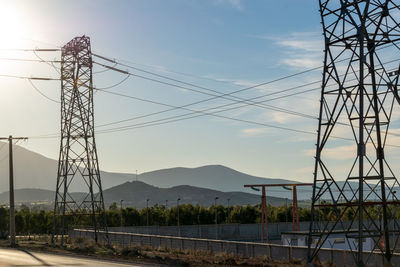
28;64;400;143
0;57;61;63
94;74;132;90
27;79;60;104
93;39;397;88
94;85;320;131
92;40;399;103
0;48;60;52
92;54;400;130
93;61;323;126
33;50;61;73
93;59;321;119
0;74;59;80
92;53;245;86
93;62;399;133
93;60;322;103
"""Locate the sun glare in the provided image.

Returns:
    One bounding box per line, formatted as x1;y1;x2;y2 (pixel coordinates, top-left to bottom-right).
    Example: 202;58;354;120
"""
0;2;30;49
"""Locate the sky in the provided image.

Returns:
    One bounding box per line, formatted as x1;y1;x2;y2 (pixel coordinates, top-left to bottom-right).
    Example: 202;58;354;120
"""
1;0;398;183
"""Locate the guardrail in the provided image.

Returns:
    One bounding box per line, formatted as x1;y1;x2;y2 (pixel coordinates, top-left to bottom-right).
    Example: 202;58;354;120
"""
70;229;400;266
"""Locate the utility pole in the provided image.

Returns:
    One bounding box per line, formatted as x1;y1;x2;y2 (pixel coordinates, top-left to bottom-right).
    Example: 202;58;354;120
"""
285;197;288;229
0;136;28;247
165;200;168;226
177;197;181;237
146;198;150;229
227;198;230;224
244;183;313;243
120;200;124;228
214;197;219;239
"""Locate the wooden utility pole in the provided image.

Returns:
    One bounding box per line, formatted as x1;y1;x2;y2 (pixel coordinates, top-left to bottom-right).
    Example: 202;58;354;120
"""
244;183;313;243
0;136;28;247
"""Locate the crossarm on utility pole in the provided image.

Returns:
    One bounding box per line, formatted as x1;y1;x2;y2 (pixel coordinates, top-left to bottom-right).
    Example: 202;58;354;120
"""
244;182;313;242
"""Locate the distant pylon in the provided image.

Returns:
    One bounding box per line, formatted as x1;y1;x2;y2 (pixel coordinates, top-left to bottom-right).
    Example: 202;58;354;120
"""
52;36;107;245
308;1;400;266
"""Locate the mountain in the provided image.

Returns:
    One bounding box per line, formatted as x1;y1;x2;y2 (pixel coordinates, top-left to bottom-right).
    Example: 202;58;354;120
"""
102;181;288;208
0;182;291;209
136;165;312;199
0;142;312;199
0;189;86;205
0;142;133;192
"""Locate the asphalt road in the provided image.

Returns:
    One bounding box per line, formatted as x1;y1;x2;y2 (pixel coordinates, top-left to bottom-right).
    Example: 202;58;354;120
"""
0;247;164;267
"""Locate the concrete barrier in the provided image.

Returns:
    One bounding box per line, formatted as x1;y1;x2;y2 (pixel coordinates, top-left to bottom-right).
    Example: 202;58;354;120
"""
70;228;400;266
107;222;312;241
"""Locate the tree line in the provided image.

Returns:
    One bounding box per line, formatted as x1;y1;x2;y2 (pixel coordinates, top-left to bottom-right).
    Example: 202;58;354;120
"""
1;201;395;236
0;203;310;236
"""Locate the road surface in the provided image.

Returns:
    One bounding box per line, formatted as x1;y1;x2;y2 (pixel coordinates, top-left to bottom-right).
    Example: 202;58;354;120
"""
0;247;164;266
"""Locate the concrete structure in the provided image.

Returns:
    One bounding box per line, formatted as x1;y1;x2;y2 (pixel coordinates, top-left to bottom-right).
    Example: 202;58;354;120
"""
108;222;311;242
71;229;400;266
282;231;374;251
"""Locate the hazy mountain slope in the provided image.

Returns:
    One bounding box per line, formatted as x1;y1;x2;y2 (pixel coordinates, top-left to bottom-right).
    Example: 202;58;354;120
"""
102;181;285;208
0;143;313;199
0;189;86;204
136;165;310;198
0;142;133;191
0;182;288;208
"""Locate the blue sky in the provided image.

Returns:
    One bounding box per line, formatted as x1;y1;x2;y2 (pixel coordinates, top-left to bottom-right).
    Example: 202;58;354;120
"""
2;0;398;183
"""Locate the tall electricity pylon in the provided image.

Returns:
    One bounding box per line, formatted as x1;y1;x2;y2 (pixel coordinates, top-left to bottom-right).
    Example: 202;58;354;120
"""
308;1;400;266
52;36;107;245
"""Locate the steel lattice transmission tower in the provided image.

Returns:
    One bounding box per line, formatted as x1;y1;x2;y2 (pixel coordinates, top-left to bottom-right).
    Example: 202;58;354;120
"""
307;1;400;266
53;36;107;244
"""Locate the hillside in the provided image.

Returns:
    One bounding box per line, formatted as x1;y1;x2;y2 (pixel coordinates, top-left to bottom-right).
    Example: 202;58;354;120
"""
135;165;312;199
1;142;313;199
102;181;288;208
0;142;132;191
0;182;291;208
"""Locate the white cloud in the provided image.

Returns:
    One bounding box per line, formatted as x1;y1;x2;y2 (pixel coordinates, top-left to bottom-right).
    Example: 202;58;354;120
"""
271;111;293;124
214;0;243;11
201;75;260;88
239;127;269;137
281;57;321;69
252;31;324;70
274;33;322;52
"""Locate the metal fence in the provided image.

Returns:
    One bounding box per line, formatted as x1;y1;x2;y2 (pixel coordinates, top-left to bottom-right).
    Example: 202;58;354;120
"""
108;223;294;241
70;229;400;266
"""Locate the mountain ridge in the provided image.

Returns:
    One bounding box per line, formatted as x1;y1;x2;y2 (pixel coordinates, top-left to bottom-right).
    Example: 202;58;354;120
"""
0;181;292;209
3;143;311;199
